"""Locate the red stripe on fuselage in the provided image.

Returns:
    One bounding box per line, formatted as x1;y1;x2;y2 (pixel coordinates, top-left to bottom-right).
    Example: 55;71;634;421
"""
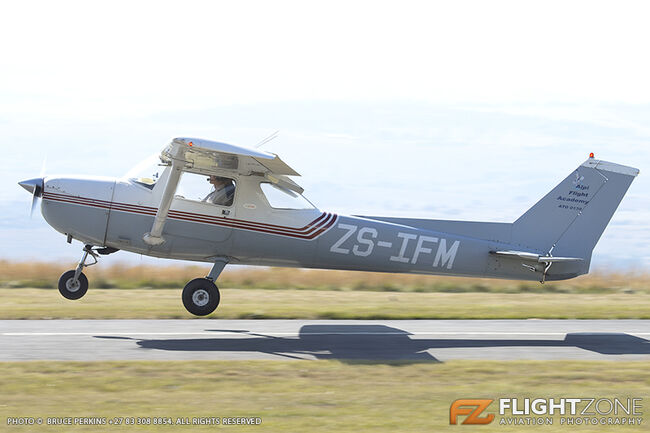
42;192;335;239
43;192;327;232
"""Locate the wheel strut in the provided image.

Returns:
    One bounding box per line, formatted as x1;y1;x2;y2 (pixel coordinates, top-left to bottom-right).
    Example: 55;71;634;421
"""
73;244;99;284
206;257;229;282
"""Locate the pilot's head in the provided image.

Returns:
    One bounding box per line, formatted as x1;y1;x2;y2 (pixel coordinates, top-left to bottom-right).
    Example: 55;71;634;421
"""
208;175;232;187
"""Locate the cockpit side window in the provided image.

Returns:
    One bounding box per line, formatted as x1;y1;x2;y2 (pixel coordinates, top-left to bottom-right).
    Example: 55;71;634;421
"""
176;172;236;207
260;182;315;210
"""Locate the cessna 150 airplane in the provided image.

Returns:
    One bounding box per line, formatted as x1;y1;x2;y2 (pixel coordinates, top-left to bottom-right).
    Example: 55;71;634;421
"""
18;138;639;316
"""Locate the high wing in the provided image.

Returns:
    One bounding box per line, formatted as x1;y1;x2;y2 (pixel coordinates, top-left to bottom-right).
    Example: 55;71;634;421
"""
162;137;300;177
143;137;302;246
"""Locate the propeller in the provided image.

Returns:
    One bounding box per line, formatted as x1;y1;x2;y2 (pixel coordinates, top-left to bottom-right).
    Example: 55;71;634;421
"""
18;158;46;217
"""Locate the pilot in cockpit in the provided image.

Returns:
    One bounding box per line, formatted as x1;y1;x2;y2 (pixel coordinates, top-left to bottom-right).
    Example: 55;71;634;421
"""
202;175;235;206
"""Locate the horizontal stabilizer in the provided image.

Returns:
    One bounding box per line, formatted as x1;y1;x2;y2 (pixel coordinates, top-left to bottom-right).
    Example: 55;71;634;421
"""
491;250;583;263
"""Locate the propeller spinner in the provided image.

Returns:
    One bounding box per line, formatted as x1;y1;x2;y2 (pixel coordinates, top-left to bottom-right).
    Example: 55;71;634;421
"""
18;177;44;217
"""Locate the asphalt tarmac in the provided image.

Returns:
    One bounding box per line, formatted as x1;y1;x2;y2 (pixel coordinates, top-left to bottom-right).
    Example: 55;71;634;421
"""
1;319;649;362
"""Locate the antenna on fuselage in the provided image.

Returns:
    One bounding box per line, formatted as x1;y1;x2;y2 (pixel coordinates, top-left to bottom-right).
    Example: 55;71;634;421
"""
255;130;279;148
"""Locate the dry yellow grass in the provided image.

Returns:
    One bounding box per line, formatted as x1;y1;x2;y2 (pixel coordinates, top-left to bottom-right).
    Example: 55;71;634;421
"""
0;260;648;294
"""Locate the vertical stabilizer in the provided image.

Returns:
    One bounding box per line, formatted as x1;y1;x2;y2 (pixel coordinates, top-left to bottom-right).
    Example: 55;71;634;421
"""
511;158;638;273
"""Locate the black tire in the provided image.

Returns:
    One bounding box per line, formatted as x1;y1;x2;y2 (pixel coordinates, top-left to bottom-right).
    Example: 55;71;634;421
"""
182;278;220;316
58;270;89;300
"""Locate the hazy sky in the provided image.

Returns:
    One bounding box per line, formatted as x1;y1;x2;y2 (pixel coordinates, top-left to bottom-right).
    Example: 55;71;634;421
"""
1;1;648;270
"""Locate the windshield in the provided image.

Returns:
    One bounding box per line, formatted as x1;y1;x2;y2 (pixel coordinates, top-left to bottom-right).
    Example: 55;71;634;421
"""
124;153;167;189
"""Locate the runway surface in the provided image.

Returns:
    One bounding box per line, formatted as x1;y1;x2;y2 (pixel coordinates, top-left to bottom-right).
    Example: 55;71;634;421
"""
1;320;649;362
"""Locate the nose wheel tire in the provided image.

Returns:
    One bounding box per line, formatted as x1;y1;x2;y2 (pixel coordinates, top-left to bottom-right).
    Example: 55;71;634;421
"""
58;270;89;300
182;278;220;316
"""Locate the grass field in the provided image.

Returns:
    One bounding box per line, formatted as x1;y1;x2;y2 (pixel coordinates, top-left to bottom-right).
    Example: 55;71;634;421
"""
2;288;650;319
0;360;647;432
2;263;647;432
1;261;649;319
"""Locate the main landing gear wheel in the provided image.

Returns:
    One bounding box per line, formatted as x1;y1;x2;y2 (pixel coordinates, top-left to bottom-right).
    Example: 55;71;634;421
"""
182;278;220;316
58;270;89;300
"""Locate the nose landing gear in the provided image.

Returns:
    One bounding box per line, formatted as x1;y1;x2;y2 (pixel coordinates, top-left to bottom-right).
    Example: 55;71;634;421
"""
58;270;89;300
57;244;98;300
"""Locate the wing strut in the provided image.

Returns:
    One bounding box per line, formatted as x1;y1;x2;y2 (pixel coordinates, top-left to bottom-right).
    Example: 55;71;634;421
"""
143;149;184;246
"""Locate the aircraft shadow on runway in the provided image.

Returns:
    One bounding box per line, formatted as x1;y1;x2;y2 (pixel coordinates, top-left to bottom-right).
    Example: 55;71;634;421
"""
101;325;650;363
